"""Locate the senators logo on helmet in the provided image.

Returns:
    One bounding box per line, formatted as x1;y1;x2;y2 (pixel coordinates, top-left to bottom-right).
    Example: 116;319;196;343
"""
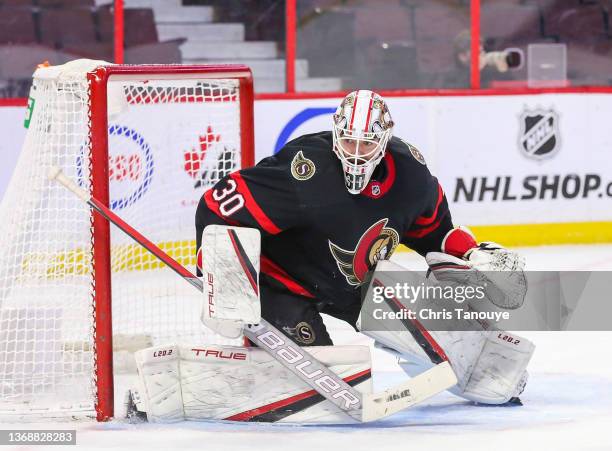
328;218;399;286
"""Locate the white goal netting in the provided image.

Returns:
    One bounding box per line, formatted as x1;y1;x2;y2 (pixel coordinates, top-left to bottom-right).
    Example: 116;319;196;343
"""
0;61;249;420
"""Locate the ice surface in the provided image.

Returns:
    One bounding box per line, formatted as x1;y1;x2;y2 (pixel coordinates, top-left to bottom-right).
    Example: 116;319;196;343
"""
3;244;612;451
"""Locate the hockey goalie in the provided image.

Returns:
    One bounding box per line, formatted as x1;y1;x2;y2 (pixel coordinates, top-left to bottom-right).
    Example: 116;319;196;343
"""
129;90;535;423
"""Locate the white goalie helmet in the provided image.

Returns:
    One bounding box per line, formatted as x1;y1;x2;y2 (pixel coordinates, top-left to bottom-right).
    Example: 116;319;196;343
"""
332;90;394;194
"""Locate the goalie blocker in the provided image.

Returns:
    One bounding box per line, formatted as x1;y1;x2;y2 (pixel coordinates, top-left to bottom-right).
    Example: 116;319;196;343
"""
199;225;261;339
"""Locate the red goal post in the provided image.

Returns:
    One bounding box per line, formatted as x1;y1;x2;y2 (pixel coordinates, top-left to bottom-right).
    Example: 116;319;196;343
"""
88;65;254;421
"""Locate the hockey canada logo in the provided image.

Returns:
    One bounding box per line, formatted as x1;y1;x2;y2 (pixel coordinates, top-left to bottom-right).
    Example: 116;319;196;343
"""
183;125;237;189
291;150;316;181
329;218;400;286
518;107;560;160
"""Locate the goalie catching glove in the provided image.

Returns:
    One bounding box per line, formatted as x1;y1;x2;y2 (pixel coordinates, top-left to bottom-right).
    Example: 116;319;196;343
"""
426;226;527;310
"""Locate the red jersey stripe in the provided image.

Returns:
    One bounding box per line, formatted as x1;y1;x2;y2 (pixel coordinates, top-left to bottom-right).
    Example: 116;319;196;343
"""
361;152;396;199
230;172;283;235
204;189;222;217
414;183;444;226
203;190;240;226
404;216;444;239
261;255;315;298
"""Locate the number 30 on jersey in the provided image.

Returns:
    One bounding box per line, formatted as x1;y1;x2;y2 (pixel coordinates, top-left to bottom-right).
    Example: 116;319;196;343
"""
212;179;245;216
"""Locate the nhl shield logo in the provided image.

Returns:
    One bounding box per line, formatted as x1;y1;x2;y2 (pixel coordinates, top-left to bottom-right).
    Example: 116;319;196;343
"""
518;108;560;160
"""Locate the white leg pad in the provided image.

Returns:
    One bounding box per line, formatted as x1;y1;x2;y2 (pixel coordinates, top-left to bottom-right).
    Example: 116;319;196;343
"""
367;328;534;404
133;344;373;423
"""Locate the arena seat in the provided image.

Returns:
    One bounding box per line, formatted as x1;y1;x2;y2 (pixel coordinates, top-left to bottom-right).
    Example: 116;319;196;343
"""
0;44;82;96
123;8;160;46
0;7;36;44
96;4;114;43
39;7;97;48
413;4;469;77
0;0;35;6
414;3;469;42
566;38;612;84
543;4;607;41
377;42;419;89
125;41;182;64
481;2;541;46
62;42;113;61
298;8;357;77
100;6;161;48
37;0;94;7
416;39;458;75
353;3;414;43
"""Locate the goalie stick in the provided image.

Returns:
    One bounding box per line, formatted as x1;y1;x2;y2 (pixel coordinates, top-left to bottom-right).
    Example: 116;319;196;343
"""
49;166;457;423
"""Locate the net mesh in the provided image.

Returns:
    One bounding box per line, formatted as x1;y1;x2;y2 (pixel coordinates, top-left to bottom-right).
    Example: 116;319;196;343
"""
0;63;246;419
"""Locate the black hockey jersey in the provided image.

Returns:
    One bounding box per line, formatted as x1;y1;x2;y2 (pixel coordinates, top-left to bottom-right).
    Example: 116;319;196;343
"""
196;131;453;309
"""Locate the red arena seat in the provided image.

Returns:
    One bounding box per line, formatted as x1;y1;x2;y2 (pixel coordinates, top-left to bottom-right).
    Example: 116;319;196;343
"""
0;7;36;44
39;8;97;48
123;8;159;46
37;0;94;7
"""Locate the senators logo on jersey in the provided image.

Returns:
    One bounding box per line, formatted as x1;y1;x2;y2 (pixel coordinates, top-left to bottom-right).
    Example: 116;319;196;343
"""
290;150;316;181
328;218;400;286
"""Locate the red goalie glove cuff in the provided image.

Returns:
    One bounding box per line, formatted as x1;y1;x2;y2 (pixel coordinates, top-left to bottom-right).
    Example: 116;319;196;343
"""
441;226;477;258
197;247;203;272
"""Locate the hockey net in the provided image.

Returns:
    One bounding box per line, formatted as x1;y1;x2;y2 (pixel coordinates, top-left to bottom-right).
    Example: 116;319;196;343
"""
0;60;254;420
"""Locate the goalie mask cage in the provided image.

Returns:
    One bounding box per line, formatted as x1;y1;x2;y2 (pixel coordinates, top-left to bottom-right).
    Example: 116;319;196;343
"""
0;61;254;421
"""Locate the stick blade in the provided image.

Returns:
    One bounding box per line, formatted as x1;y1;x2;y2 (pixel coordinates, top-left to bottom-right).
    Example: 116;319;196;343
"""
361;361;457;422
